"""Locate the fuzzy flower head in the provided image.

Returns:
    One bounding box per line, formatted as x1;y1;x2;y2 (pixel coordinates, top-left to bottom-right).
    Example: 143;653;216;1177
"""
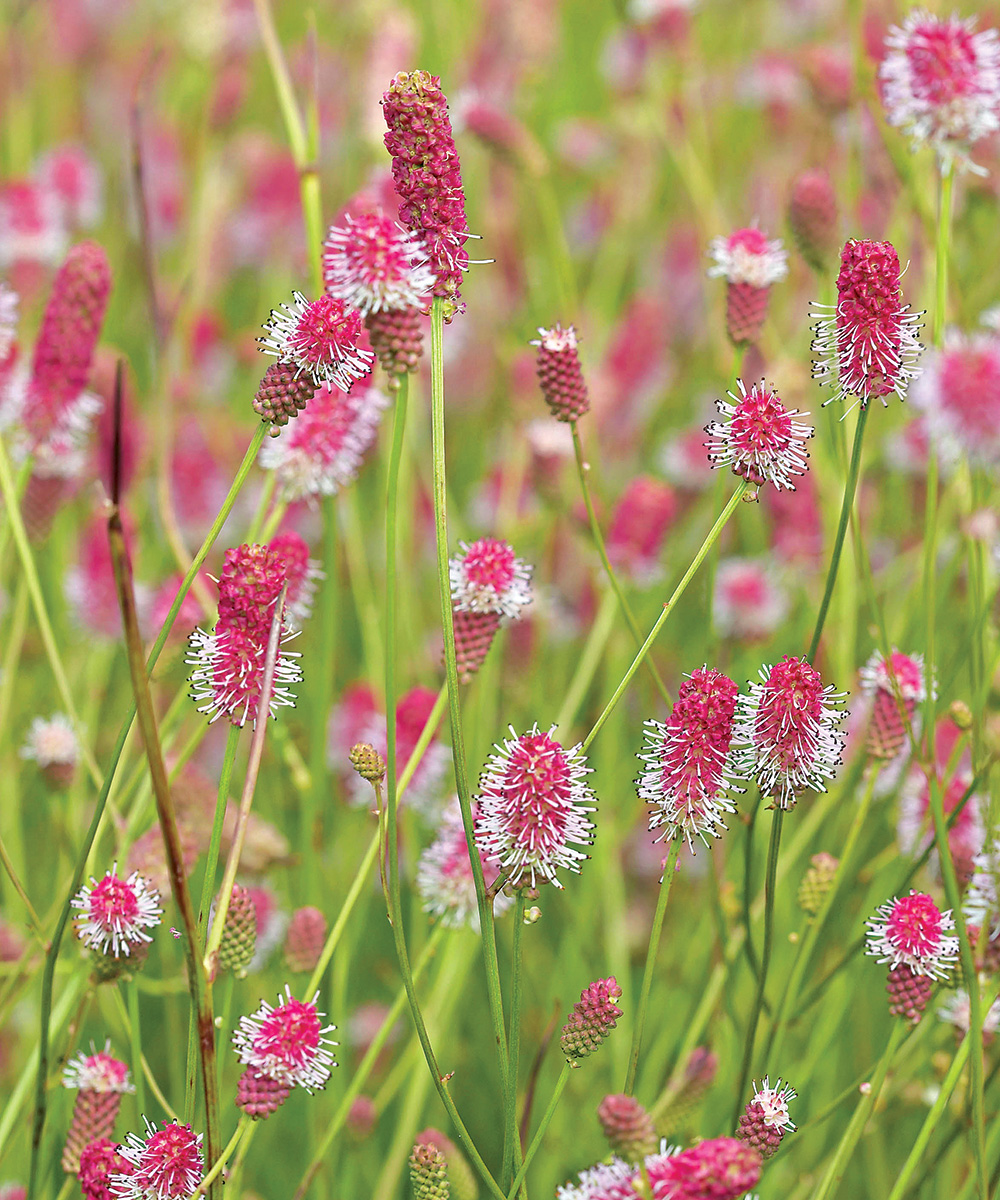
323;211;434;315
881;11;1000;169
231;986;337;1092
642;1137;763;1200
71;865;162;957
705;379;813;492
859;649;930;759
112;1120;203;1200
63;1046;134;1093
866;890;959;979
80;1138;132;1200
560;978;623;1062
636;666;740;849
257;292;374;390
556;1158;637;1200
449;538;533;619
474;724;597;889
267;530;323;632
707;227;788;287
259;380;389;501
19;712;79;768
734;656;847;809
910;331;1000;468
417;798;514;931
811;239;923;409
749;1076;796;1132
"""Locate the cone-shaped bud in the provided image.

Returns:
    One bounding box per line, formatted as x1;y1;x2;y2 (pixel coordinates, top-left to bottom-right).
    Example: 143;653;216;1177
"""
736;1077;796;1160
453;609;502;683
350;742;387;783
887;963;934;1023
788;170;838;272
366;306;424;381
797;852;839;916
61;1050;133;1173
597;1093;658;1160
217;883;258;975
560;977;623;1064
533;324;589;422
252;361;316;433
235;1064;293;1119
79;1138;132;1200
415;1131;477;1200
408;1140;450;1200
283;906;327;973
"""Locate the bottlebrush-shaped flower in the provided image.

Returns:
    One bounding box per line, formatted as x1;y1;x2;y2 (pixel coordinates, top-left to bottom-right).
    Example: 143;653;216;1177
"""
323;211;434;315
705;379;813;491
257;292;374;390
811;239;923;409
187;543;302;728
382;71;470;313
555;1158;639;1200
0;178;67;268
417;798;514;931
62;1047;134;1174
737;1077;796;1160
258;380;389;501
708;227;787;345
251;361;316;431
788;169;838;272
636;666;740;848
80;1138;132;1200
71;865;162;957
859;649;930;760
450;538;533;618
231;985;338;1092
881;11;1000;170
111;1120;203;1200
63;1047;134;1093
533;324;590;422
642;1137;763;1200
267;530;323;632
733;656;847;809
866;890;959;979
560;977;623;1062
474;724;597;889
909;331;1000;468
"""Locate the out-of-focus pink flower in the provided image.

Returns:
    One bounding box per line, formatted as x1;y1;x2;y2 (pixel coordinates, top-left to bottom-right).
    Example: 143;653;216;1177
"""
708;228;788;346
0;179;67;270
910;331;1000;467
35;145;103;228
606;476;677;582
713;557;788;641
417;797;513;931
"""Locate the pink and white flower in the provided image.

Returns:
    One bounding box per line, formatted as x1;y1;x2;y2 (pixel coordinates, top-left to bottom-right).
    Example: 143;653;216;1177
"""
449;537;533;619
322;211;434;315
705;379;813;491
866;890;959;979
231;986;337;1092
71;865;163;958
111;1120;203;1200
417;798;514;931
258;292;374;390
909;331;1000;468
712;558;788;641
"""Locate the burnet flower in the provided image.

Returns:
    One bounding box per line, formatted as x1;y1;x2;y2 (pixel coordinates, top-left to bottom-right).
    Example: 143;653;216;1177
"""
704;379;813;492
533;324;590;423
267;530;323;632
642;1137;763;1200
606;477;677;583
71;865;163;958
597;1094;659;1161
708;226;787;345
880;10;1000;171
474;724;597;889
257;292;374;390
811;239;923;410
736;1077;797;1160
560;977;623;1063
867;891;959;1022
733;656;847;809
80;1138;132;1200
787;169;838;272
449;537;533;683
858;649;930;760
909;331;1000;469
62;1046;134;1174
636;666;740;849
19;712;79;785
417;798;514;931
111;1120;203;1200
712;557;788;642
323;211;434;316
555;1157;638;1200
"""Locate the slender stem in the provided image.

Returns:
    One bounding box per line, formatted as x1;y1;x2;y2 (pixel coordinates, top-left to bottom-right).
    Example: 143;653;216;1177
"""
192;1114;251;1198
0;830;42;937
571;423;672;708
503;894;528;1190
198;725;241;941
126;978;147;1118
554;589;617;735
582;481;748;753
807;402;870;662
733;807;783;1128
506;1065;571;1200
741;792;762;984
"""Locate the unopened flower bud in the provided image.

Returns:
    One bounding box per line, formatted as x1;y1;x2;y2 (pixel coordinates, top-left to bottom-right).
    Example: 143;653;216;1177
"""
950;700;973;731
415;1130;476;1200
283;906;327;973
408;1140;450;1200
560;977;623;1063
597;1093;658;1160
217;883;258;976
350;742;387;782
533;324;590;423
797;852;839;916
252;361;316;433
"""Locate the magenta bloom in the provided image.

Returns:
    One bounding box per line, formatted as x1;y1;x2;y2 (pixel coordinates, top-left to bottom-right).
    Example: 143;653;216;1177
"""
555;1158;639;1200
258;292;374;390
560;977;624;1061
63;1047;133;1094
607;477;677;582
636;666;740;848
474;724;597;888
382;71;470;312
80;1138;132;1200
866;891;959;980
449;537;533;619
737;1076;797;1160
712;557;788;641
267;530;323;632
705;378;813;491
708;227;787;345
642;1137;762;1200
417;798;513;931
323;211;434;315
111;1120;203;1200
231;986;338;1092
533;324;590;423
734;656;846;809
187;543;302;728
71;865;162;957
859;649;929;760
811;239;923;409
881;10;1000;168
910;331;1000;467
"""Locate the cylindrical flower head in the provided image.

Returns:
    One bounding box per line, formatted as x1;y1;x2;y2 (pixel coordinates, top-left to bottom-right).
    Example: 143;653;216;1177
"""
71;865;162;958
323;212;434;315
79;1138;132;1200
382;71;470;314
642;1137;762;1200
474;724;597;889
597;1093;658;1160
887;963;934;1023
251;361;316;432
606;477;677;582
417;798;513;932
733;656;847;809
283;906;327;973
533;324;590;422
111;1120;203;1200
910;332;1000;468
415;1131;476;1200
636;666;740;849
449;537;533;619
811;239;923;409
408;1141;450;1200
705;379;813;492
235;1065;292;1119
217;883;258;975
797;851;839;916
866;890;959;980
268;530;323;632
880;11;1000;170
231;986;337;1092
365;305;424;380
62;1049;134;1173
187;543;303;728
258;380;389;501
736;1077;796;1160
560;977;623;1062
788;169;838;272
257;292;374;390
349;741;387;783
859;649;929;760
708;228;787;346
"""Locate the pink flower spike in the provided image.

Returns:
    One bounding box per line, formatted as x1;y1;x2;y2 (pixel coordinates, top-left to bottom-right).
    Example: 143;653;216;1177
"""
705;379;813;491
257;292;374;390
707;227;788;288
560;977;624;1062
323;211;434;315
231;985;338;1092
737;1076;796;1160
533;323;590;423
111;1120;203;1200
268;530;323;632
910;331;1000;468
636;666;740;849
642;1137;762;1200
734;656;847;809
71;864;163;957
63;1046;134;1093
859;649;931;760
80;1138;132;1200
449;538;533;619
811;239;924;410
417;798;514;931
866;891;959;979
881;10;1000;170
474;724;597;889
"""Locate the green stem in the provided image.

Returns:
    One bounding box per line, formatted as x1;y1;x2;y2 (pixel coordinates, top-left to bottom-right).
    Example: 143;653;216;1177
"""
553;588;617;735
582;481;748;754
503;894;527;1190
624;838;682;1096
741;791;762;984
0;830;43;938
194;1114;251;1197
126;978;147;1118
197;725;241;941
507;1064;571;1200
